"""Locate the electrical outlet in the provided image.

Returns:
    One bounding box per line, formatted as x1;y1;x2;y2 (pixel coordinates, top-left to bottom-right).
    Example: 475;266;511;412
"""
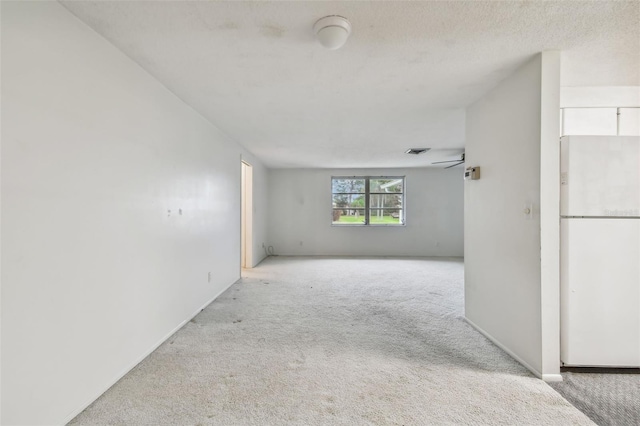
208;272;211;283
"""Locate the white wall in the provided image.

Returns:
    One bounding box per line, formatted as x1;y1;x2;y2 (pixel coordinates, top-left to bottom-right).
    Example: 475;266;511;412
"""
464;52;561;381
267;168;463;257
1;2;266;424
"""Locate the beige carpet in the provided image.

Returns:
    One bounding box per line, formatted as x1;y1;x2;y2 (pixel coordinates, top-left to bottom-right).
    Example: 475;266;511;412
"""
71;256;593;425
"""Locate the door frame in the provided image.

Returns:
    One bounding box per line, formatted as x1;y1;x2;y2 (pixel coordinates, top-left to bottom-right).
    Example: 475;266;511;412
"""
241;160;253;269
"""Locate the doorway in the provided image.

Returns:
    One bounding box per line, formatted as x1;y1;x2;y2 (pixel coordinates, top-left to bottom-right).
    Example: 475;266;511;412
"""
241;161;253;269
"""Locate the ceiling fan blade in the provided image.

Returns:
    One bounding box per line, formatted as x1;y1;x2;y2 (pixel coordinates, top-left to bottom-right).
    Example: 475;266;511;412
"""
431;160;460;164
444;161;464;169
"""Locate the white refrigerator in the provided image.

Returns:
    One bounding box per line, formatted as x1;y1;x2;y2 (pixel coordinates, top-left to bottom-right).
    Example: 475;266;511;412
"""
560;135;640;367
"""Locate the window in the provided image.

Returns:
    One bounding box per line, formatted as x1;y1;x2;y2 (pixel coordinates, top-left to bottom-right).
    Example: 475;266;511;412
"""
331;176;405;226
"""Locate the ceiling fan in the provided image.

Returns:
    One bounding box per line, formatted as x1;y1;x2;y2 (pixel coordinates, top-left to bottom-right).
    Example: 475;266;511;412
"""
432;152;465;169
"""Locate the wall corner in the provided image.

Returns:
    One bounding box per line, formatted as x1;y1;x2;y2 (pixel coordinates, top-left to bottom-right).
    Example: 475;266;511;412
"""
540;50;562;378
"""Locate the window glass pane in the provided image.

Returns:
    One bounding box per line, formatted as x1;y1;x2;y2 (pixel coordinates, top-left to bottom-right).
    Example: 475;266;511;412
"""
369;209;402;225
332;209;365;224
370;178;403;193
370;194;402;208
331;176;404;226
332;194;365;209
332;178;365;193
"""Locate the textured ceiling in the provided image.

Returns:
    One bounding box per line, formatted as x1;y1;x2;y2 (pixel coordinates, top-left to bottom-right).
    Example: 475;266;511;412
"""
61;1;640;168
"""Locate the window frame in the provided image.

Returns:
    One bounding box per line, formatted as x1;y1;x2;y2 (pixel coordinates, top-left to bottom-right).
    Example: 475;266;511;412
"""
331;176;406;227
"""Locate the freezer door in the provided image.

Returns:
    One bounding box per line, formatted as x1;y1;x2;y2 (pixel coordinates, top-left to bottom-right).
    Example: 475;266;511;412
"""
560;136;640;217
560;218;640;367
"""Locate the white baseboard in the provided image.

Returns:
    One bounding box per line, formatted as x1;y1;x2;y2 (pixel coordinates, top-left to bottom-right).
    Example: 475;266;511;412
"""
542;373;563;382
61;278;240;425
464;317;562;383
252;252;268;267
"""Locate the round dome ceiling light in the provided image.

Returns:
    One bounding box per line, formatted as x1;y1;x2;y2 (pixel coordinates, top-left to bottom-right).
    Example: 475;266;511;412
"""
314;15;351;50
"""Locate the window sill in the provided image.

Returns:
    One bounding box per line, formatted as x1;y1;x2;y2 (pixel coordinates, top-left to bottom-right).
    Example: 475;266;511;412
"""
331;223;406;227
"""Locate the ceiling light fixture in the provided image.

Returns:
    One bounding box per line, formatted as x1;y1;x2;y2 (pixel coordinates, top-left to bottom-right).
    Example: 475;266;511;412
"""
405;148;430;155
314;15;351;50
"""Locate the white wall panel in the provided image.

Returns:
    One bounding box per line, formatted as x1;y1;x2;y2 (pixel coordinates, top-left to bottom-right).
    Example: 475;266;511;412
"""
465;52;562;380
1;2;266;424
267;168;463;257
